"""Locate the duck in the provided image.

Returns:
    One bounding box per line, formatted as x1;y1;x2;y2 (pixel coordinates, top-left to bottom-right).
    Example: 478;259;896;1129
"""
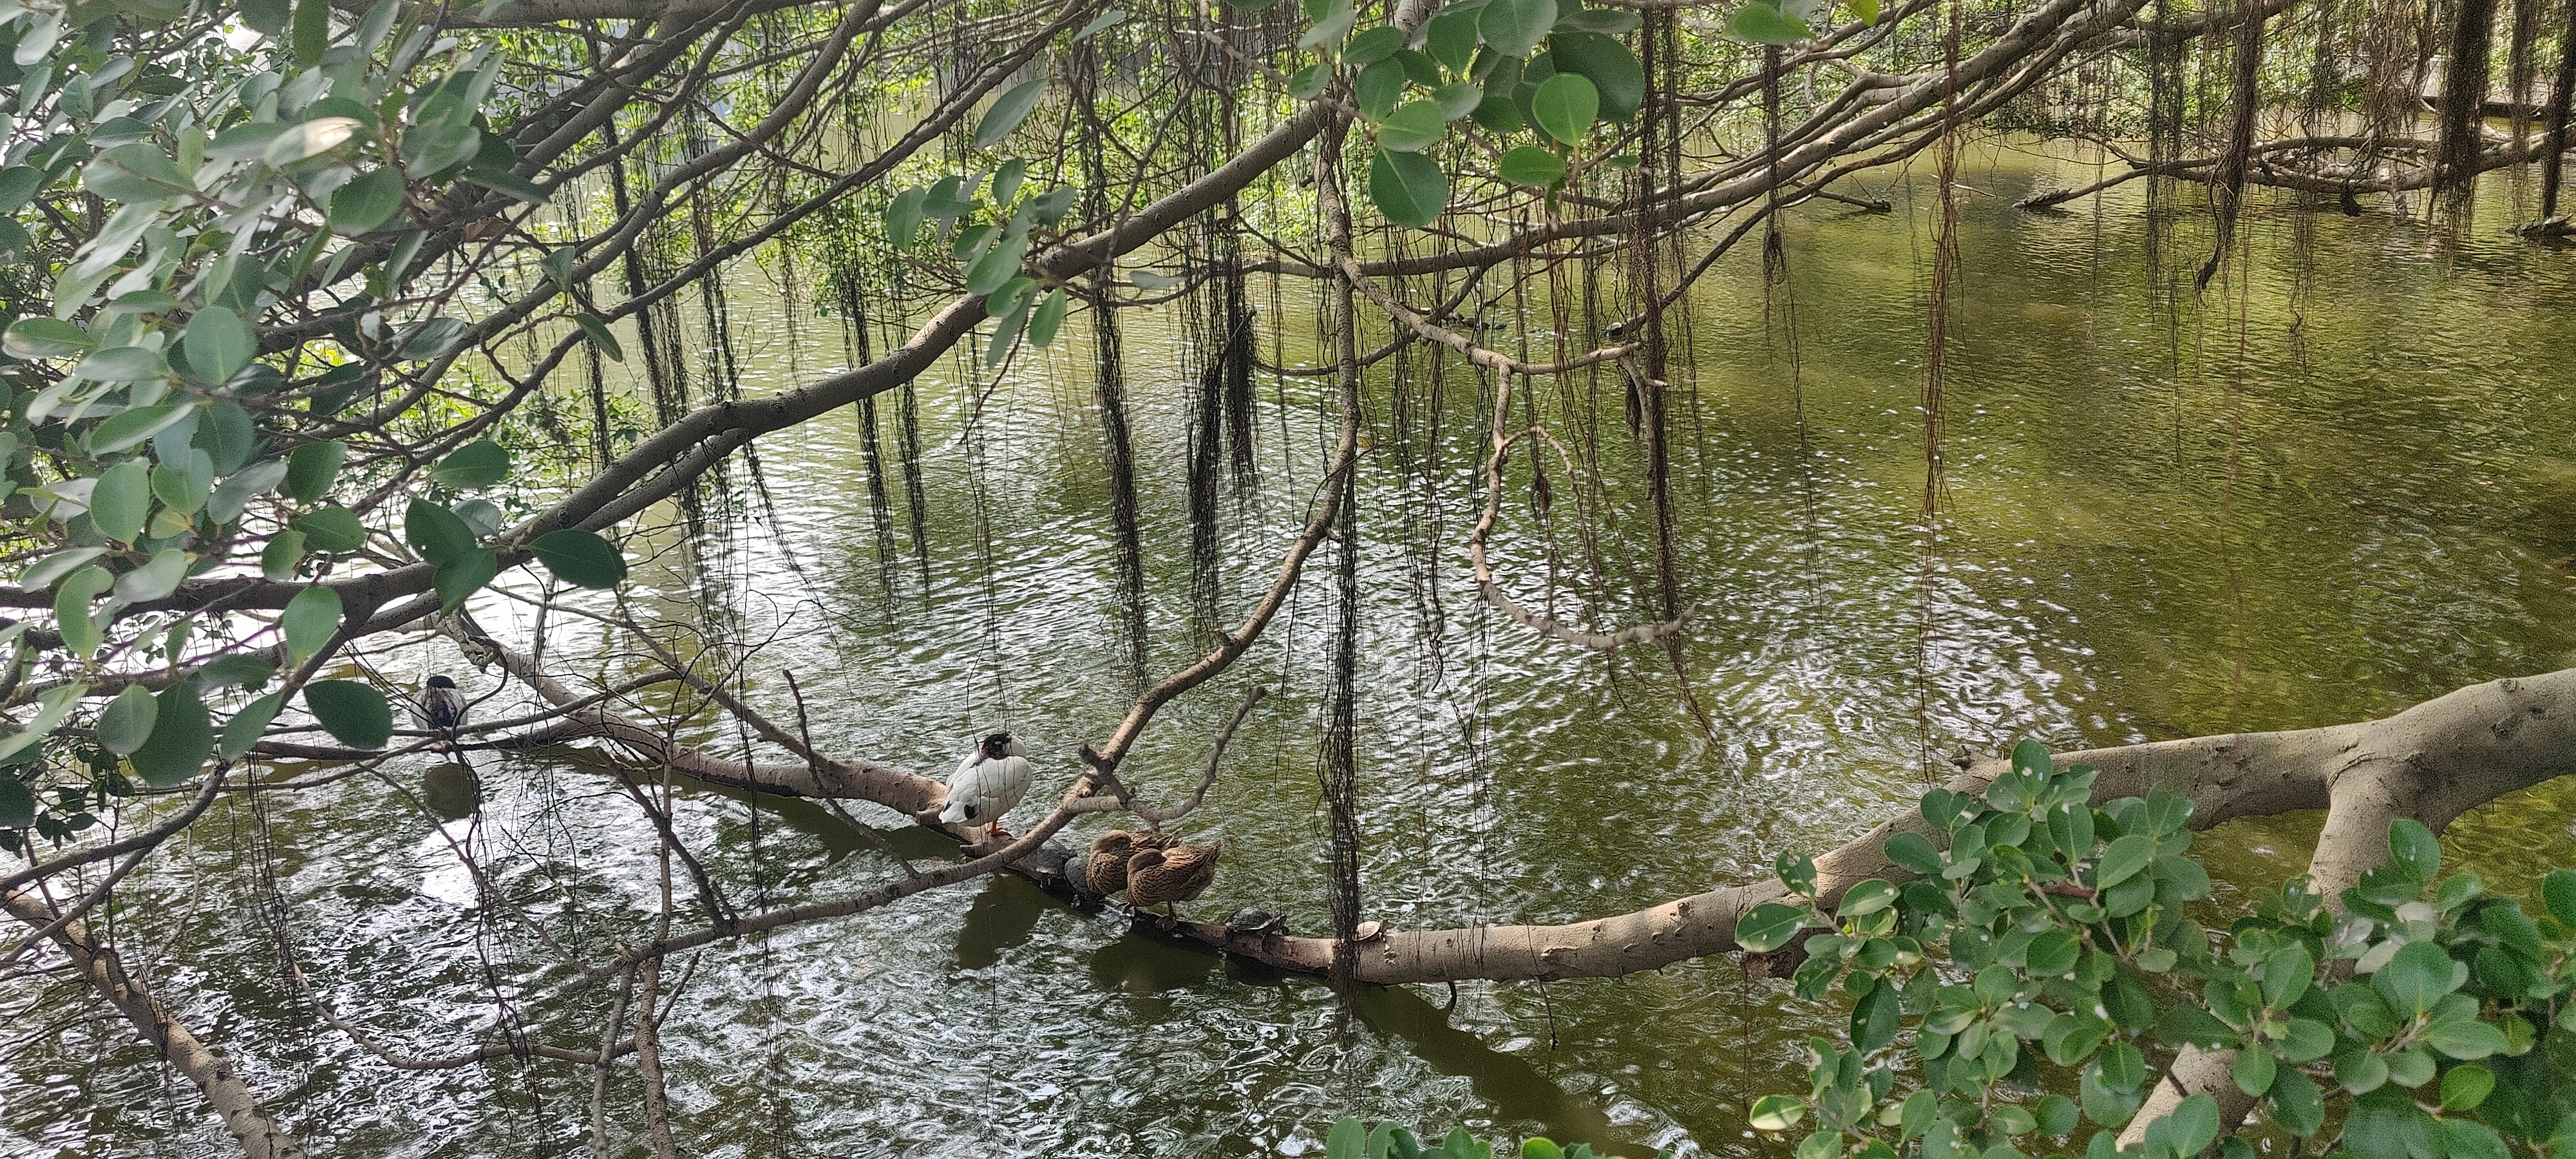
419;674;468;752
938;731;1034;842
1081;829;1175;896
1126;838;1222;917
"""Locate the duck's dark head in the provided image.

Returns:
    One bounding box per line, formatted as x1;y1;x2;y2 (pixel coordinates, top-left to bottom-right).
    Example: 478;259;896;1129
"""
980;731;1013;760
427;675;457;690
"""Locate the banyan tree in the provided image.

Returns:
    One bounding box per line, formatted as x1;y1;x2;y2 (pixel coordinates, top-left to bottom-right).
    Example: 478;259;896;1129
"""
0;0;2572;1150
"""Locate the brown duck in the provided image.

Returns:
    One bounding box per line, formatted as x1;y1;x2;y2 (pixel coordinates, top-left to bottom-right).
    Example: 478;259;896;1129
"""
1081;830;1172;896
1126;838;1221;916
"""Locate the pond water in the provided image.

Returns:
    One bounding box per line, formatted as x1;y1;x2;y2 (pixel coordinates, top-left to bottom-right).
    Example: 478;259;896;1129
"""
10;138;2576;1158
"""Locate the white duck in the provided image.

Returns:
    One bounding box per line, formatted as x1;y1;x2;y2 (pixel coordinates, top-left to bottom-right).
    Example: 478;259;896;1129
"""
938;731;1034;841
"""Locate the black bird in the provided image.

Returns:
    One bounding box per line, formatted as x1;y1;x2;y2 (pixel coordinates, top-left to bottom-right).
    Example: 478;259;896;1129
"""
419;674;467;751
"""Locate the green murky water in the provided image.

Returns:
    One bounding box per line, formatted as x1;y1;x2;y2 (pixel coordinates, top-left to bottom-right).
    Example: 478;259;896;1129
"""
8;138;2576;1158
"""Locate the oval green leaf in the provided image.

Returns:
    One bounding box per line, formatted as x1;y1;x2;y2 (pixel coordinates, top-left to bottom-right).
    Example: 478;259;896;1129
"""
128;684;213;786
306;680;392;749
1481;0;1558;56
1367;149;1449;228
283;585;343;664
97;684;160;755
1531;73;1599;145
433;438;511;489
1377;100;1450;152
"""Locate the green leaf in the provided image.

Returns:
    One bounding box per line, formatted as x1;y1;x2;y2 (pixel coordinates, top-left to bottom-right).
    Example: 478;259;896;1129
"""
464;167;549;203
1836;878;1897;918
97;684;160;755
1557;5;1642;33
406;498;478;563
220;692;285;760
292;0;330;62
1727;0;1811;44
20;547;108;591
1378;100;1450;151
435;547;498;612
74;346;173;382
2229;1046;2276;1096
295;505;368;553
283;440;346;503
972;80;1048;149
2260;942;2314;1010
884;187;927;249
0;775;30;830
2278;1017;2334;1062
305;680;392;748
1546;32;1644;120
1329;1118;1367;1159
184;306;256;384
2096;1041;2146;1091
1346;24;1405;63
1027;289;1069;348
2268;1068;2324;1136
1368;150;1448;227
574;314;626;363
2387;818;2439;883
434;438;511;490
283;585;343;664
2372;941;2460;1018
1356;58;1406;120
1882;830;1945;876
1426;10;1481;72
263;529;308;581
1289;64;1332;100
2544;869;2576;927
1472;93;1528;134
81;144;194;203
1481;0;1558;56
0;165;42;214
199;655;277;690
2440;1063;2494;1111
91;460;151;544
265;117;359;165
0;685;85;768
2024;929;2080;976
90;404;194;457
1432;81;1486;119
529;528;627;589
1749;1095;1808;1131
55;565;108;657
967;233;1031;297
240;0;290;34
1736;901;1808;952
1493;146;1567;188
1074;8;1126;39
114;549;191;605
328;166;406;234
5;317;97;360
1522;1140;1563;1159
2033;1095;2078;1138
1530;73;1599;145
2095;833;2155;888
1849;0;1879;24
2422;1017;2506;1059
128;683;213;787
2334;1051;2389;1094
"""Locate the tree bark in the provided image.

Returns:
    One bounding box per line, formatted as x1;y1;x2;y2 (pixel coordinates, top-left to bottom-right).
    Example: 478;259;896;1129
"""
2;889;310;1159
1201;667;2576;983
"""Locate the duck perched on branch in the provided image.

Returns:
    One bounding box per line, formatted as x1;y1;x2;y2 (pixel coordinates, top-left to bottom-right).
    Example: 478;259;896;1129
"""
1127;838;1222;918
938;732;1034;842
1075;829;1173;897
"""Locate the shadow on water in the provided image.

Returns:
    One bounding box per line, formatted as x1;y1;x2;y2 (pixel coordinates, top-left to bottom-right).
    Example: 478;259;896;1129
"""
954;874;1052;970
1349;984;1647;1158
